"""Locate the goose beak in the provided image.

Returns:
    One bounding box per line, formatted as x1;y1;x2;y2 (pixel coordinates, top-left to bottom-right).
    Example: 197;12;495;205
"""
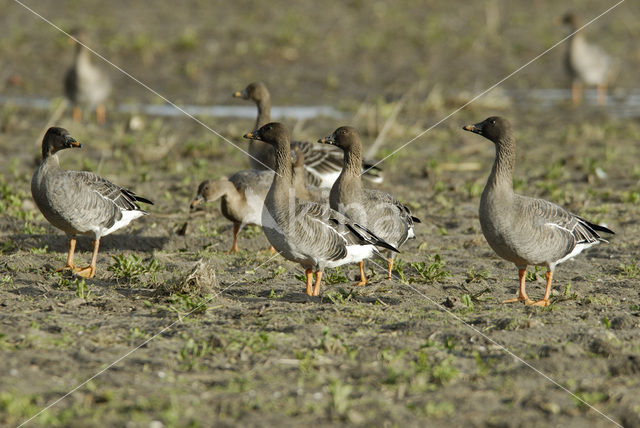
318;136;334;145
243;132;258;140
232;90;245;99
189;195;204;210
462;123;482;135
66;135;82;148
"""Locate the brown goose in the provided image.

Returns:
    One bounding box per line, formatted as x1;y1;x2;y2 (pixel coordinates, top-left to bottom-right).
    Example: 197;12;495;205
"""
463;116;613;306
190;170;274;253
319;126;420;284
561;12;616;106
189;150;326;252
31;127;152;278
64;29;111;124
233;82;383;187
243;122;398;296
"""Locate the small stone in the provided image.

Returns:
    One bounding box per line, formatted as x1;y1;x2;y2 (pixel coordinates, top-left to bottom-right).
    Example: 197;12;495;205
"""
442;296;464;309
541;401;561;415
128;115;145;132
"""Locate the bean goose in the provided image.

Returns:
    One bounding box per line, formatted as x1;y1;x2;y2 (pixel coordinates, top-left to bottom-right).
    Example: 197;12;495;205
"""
319;126;420;284
233;82;383;187
31;127;152;278
64;29;111;124
243;122;398;296
189;150;327;252
463;116;613;306
190;170;274;253
561;12;616;106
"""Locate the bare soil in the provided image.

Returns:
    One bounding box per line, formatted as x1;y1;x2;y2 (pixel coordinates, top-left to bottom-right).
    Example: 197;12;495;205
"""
1;1;640;427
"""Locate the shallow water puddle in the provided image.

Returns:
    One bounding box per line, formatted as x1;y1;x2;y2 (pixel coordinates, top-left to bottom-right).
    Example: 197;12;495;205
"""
0;95;345;120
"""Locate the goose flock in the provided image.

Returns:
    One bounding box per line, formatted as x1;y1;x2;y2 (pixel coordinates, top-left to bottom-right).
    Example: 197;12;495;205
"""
31;13;617;305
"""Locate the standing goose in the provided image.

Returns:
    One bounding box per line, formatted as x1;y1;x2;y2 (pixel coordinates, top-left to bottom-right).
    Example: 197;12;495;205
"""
561;12;616;106
64;29;111;124
31;127;152;278
233;82;383;187
319;126;420;284
463;116;613;306
190;170;274;253
243;122;398;296
189;151;326;252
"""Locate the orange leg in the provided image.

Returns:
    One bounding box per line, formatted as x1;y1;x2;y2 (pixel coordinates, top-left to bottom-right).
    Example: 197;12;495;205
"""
503;268;534;305
354;260;369;286
387;257;394;279
227;224;240;253
72;106;82;122
96;104;106;125
596;84;607;106
305;268;314;296
528;271;552;307
571;82;582;106
268;244;276;254
312;271;323;296
56;237;77;271
73;239;100;279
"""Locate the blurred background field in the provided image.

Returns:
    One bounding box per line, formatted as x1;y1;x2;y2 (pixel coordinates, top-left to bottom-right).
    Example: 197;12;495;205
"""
3;0;639;105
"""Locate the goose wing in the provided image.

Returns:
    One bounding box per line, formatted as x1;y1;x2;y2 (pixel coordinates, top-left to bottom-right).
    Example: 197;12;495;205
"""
294;200;397;263
73;170;152;211
515;196;612;264
292;140;383;187
525;198;609;244
363;189;420;244
291;140;343;187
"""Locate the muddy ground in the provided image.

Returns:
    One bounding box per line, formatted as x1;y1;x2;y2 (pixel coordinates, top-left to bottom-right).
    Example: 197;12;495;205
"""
1;1;640;427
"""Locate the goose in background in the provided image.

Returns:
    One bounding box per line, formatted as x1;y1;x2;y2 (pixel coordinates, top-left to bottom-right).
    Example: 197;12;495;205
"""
64;29;111;124
233;82;383;187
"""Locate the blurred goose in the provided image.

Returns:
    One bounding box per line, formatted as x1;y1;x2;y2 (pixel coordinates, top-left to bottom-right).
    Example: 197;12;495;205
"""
31;127;152;278
233;82;383;187
64;29;111;124
561;12;616;106
190;170;274;253
243;122;398;296
463;117;613;306
320;126;420;284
